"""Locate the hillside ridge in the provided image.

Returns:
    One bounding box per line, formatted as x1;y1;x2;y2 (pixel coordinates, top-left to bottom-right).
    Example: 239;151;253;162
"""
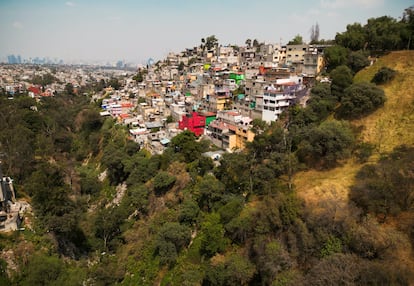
295;50;414;203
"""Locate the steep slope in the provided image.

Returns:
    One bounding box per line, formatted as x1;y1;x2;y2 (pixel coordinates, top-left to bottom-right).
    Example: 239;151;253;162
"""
293;51;414;273
294;50;414;208
353;51;414;154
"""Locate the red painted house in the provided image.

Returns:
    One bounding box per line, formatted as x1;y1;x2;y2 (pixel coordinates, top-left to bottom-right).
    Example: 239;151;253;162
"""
178;112;205;136
28;86;41;97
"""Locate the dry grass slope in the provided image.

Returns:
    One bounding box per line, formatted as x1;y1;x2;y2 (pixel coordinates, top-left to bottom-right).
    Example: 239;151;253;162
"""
293;52;414;273
294;50;414;210
354;50;414;154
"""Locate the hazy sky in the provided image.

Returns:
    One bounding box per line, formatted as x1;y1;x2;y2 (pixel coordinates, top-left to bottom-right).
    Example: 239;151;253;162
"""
0;0;410;64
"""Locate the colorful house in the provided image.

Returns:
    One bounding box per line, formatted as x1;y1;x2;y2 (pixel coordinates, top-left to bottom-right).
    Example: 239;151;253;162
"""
178;112;206;136
229;73;245;85
198;111;216;126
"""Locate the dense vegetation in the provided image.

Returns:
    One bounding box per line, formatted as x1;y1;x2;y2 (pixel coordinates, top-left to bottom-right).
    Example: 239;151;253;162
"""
0;7;413;286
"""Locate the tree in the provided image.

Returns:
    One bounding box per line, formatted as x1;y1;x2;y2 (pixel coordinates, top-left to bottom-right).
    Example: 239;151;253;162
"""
102;147;129;185
77;108;103;134
371;66;397;84
245;39;252;47
218;197;244;225
168;130;204;163
152;171;176;196
64;83;74;95
108;77;121;90
250;118;268;135
305;253;361;286
194;174;226;211
323;46;350;71
350;145;414;219
205;35;218;50
179;199;200;225
204;252;255;286
125;151;159;186
365;16;404;51
201;37;206;50
223;253;256;285
305;83;337;122
330;65;353;100
0;259;10;285
18;254;64;286
125;184;149;216
310;22;320;44
297;120;355;169
335;23;366;51
25;163;79;236
214;152;250;194
348;50;370;73
287;34;303;45
252;239;293;284
155;222;191;266
199;213;229;257
178;61;185;71
79;170;102;195
336;82;386;119
401;6;414;49
133;71;145;83
95;206;125;251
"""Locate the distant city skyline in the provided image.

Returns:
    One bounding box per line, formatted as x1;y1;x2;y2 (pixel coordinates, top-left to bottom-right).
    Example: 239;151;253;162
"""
0;0;409;64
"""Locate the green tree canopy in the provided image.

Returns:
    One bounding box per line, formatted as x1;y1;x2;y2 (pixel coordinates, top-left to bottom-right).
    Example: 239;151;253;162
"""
155;222;191;266
371;66;397;84
287;34;304;45
348;50;370;73
18;254;65;286
168;130;205;163
335;23;367;51
324;46;350;71
365;16;405;51
205;35;218;50
350;145;414;219
200;213;229;257
153;171;176;196
330;65;353;100
336;82;386;119
297;120;355;169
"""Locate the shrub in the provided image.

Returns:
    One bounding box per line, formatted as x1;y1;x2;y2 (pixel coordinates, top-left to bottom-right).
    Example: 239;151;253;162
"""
350;145;414;219
371;66;396;84
153;171;176;196
336;82;386;119
297;120;355;169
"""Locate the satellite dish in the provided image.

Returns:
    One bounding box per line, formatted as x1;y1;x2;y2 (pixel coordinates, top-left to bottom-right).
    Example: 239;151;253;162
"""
147;58;155;67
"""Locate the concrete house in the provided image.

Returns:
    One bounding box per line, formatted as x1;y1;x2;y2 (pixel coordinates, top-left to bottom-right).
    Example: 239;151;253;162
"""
206;110;254;151
261;81;302;123
0;164;26;232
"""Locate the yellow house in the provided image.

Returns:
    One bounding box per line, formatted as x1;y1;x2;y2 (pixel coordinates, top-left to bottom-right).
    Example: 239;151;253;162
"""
235;125;255;149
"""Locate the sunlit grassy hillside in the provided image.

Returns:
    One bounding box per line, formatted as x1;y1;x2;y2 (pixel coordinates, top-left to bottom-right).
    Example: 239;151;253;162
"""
354;50;414;154
294;51;414;208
